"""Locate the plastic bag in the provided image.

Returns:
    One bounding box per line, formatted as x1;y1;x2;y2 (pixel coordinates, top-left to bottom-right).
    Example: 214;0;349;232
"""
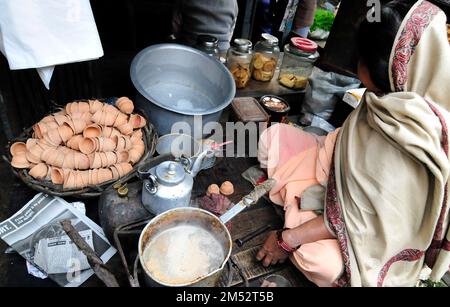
300;67;361;127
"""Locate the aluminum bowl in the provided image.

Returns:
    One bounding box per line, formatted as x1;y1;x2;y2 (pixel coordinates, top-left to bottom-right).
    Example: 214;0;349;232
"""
130;44;236;138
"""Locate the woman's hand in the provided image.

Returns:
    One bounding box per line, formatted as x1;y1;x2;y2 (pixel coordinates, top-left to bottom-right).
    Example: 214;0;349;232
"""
256;230;289;267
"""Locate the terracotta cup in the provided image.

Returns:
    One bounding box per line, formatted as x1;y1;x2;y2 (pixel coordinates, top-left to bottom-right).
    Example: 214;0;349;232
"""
118;122;133;136
128;148;142;164
62;152;75;169
41;115;56;123
53;150;65;168
65;102;75;114
46;128;63;146
58;124;74;143
26;139;40;151
123;136;133;150
114;112;128;127
105;152;117;165
80;170;90;187
67;135;84;151
116;97;134;114
78;102;90;113
90;169;100;185
54;114;69;126
77;153;91;170
64;171;77;189
79;138;97;155
131;138;145;148
74;171;85;189
29;144;44;161
83;124;102;138
120;163;133;175
45;149;59;166
10;142;27;156
130;114;147;129
26;151;41;164
102;138;116;152
68;118;87;134
90;153;102;169
99;152;108;168
89;99;103;114
11;153;30;169
131;129;143;142
98;168;113;183
105;111;119;127
91;109;103;125
29;163;48;179
116;151;129;163
114;135;125;151
51;168;65;184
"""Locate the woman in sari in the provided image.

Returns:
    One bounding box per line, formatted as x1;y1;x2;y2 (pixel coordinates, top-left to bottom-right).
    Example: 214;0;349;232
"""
257;0;450;286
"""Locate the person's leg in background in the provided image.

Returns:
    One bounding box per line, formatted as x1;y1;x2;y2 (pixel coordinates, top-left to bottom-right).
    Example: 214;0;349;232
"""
251;0;274;42
293;0;317;37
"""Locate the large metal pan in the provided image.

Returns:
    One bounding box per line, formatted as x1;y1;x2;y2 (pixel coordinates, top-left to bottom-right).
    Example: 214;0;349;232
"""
138;179;275;287
130;44;236;137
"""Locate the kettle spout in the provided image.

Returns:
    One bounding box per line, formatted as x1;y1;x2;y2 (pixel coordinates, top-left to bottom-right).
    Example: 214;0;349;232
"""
190;149;210;177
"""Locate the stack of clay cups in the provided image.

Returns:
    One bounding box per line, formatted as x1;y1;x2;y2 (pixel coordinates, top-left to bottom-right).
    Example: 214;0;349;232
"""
9;97;146;190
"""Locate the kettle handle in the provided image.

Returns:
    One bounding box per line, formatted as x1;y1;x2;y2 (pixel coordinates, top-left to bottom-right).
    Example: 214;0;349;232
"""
145;175;158;194
137;153;175;180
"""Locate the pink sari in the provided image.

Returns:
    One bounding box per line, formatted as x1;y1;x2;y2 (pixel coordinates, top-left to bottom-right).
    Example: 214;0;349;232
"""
258;123;343;287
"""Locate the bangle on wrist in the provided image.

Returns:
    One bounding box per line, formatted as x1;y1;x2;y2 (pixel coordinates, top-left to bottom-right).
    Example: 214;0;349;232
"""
276;228;298;253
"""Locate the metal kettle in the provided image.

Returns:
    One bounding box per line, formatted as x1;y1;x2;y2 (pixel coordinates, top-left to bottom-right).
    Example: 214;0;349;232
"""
138;150;210;215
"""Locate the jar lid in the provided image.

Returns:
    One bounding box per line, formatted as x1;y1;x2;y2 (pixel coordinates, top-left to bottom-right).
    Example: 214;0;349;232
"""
261;33;279;46
155;161;185;186
290;37;318;53
197;35;218;48
232;38;252;53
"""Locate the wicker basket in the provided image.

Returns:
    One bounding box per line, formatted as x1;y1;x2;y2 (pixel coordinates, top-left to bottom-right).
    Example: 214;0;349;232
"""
3;98;157;198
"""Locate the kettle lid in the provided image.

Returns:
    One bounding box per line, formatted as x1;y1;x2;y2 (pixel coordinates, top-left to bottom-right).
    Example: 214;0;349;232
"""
155;161;186;186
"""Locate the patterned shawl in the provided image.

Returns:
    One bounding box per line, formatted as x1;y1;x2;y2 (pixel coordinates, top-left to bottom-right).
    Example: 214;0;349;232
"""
326;0;450;286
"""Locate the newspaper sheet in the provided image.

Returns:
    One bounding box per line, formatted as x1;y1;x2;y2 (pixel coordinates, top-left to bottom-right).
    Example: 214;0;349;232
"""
0;193;116;287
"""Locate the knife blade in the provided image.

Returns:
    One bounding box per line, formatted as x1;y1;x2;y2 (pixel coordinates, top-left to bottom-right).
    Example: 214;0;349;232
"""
219;178;275;224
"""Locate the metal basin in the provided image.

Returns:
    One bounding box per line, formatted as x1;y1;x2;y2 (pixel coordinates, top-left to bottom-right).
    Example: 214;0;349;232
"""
130;44;236;138
138;207;232;287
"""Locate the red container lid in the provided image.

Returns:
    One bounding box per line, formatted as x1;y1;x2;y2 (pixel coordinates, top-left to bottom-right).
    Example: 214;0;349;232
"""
290;37;318;53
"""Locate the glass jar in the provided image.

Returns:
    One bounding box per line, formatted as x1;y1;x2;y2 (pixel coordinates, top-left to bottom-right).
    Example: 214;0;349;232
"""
279;37;319;89
226;38;253;89
196;35;220;59
252;33;280;82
